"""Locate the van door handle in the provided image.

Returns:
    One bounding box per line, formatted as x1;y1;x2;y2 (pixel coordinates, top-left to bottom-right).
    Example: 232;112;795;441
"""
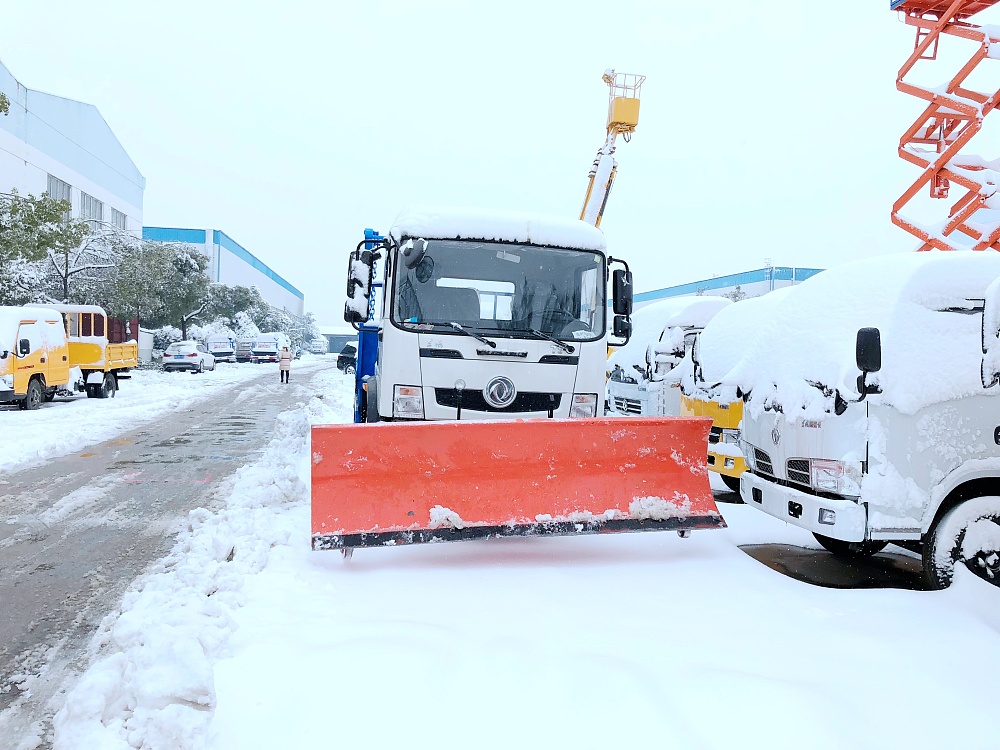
40;358;46;363
62;356;67;361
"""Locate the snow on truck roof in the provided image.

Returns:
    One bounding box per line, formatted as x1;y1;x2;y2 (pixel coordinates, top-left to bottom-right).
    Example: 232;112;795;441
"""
739;252;1000;417
390;207;607;252
26;303;105;315
0;306;62;342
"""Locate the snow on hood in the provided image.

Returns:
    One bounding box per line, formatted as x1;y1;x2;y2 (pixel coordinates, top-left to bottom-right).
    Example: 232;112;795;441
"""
608;296;732;377
696;288;793;387
389;206;607;252
741;252;1000;418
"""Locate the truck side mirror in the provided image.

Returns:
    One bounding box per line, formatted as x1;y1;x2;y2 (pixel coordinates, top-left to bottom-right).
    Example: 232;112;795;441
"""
612;268;633;316
18;339;30;356
344;246;378;324
612;315;632;342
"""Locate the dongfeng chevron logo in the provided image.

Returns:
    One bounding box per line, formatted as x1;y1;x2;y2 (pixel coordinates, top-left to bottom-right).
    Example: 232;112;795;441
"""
771;425;781;446
483;376;516;408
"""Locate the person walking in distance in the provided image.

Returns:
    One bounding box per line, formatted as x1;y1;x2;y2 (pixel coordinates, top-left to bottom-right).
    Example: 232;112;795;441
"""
279;345;292;383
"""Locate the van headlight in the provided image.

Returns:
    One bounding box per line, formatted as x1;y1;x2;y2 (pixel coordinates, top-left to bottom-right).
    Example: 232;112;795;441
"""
0;374;12;390
570;393;598;418
393;385;424;418
810;459;862;496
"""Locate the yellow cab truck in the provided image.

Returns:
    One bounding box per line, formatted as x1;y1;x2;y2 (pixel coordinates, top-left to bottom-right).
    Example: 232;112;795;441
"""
680;289;792;493
0;306;71;410
27;303;138;399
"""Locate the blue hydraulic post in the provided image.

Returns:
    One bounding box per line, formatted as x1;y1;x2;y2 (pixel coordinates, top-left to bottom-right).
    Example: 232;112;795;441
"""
354;228;385;422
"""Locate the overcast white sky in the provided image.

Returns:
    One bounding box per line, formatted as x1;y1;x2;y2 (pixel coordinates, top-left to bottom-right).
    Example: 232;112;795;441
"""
3;1;1000;325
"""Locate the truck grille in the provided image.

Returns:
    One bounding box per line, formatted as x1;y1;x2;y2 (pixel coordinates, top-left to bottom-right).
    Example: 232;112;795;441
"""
612;396;642;415
753;447;774;476
786;459;811;486
436;389;561;413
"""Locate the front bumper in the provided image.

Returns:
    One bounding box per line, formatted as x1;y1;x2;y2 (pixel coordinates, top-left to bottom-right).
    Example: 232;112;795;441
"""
740;471;867;542
707;450;747;478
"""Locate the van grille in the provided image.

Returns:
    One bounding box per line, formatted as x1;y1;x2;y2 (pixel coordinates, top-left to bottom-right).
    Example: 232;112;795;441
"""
786;459;811;486
753;447;774;476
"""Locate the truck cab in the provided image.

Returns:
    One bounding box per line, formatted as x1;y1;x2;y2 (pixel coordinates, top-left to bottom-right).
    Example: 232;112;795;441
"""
0;306;70;410
346;207;632;422
737;253;1000;589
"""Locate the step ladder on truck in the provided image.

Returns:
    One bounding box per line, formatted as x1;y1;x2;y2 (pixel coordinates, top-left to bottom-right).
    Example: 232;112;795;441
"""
735;0;1000;589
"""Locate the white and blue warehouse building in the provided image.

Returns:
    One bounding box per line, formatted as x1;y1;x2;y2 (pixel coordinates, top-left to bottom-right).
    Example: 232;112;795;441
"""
634;266;823;311
0;58;145;232
142;227;305;316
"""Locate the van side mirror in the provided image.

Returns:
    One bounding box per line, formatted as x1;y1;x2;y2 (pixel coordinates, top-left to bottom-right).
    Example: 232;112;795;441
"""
612;268;633;316
344;245;379;324
983;277;1000;388
856;327;881;373
18;339;30;356
855;327;881;399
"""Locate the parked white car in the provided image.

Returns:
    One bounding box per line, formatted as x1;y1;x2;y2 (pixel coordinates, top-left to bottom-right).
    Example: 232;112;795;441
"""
162;341;217;373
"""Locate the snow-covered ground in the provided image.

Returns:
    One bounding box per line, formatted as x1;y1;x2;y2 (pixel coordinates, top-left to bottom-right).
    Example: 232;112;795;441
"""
13;366;997;749
0;362;302;475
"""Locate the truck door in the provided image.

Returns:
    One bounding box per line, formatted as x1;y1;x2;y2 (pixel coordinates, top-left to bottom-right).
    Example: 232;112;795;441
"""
45;320;70;385
13;321;41;394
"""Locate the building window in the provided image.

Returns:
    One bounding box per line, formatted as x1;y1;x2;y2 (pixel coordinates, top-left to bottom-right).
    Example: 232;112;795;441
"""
110;207;127;230
80;192;104;230
46;174;72;222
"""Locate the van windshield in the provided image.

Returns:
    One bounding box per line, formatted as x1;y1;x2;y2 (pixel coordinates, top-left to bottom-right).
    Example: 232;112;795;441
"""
391;239;605;341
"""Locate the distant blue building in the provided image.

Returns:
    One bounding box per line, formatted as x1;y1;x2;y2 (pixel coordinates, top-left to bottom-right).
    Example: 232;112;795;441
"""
0;58;145;231
142;227;304;316
634;266;824;311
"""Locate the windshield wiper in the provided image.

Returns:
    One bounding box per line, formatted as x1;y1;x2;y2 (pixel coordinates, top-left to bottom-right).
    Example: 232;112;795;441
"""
530;329;575;354
447;322;496;348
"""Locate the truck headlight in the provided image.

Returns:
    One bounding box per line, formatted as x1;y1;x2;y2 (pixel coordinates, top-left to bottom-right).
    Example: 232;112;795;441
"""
742;441;756;472
0;374;12;390
810;459;862;496
570;393;598;418
393;385;424;418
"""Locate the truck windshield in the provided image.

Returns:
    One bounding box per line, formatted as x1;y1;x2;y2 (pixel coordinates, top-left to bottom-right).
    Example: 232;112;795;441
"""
392;240;605;341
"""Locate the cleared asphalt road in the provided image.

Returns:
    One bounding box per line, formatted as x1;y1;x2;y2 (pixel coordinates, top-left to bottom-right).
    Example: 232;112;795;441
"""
0;364;335;748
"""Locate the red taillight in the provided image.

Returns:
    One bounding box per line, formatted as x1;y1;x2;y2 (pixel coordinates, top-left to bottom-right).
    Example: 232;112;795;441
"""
187;353;198;358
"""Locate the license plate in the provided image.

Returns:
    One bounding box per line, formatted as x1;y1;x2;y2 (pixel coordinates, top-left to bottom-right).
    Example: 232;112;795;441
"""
173;355;184;359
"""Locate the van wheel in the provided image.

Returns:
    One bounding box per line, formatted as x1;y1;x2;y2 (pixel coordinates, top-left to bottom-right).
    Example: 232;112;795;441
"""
22;379;44;410
922;496;1000;590
813;533;888;558
95;372;117;399
346;365;356;375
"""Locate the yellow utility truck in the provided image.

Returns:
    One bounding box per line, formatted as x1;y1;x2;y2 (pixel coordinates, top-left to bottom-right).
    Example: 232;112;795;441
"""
26;303;138;399
0;306;71;410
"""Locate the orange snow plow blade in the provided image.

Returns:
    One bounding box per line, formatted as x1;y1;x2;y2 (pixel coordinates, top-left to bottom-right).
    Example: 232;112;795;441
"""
311;417;724;551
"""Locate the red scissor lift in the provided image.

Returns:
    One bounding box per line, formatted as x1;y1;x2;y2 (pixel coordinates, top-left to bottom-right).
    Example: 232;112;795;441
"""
892;0;1000;250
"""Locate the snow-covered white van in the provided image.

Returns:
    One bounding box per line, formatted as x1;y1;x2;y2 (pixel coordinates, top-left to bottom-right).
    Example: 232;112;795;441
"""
607;296;731;417
205;333;236;363
738;253;1000;589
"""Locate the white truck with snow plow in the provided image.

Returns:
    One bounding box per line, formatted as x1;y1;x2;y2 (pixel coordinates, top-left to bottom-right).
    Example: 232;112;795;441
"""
309;206;725;554
738;253;1000;589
